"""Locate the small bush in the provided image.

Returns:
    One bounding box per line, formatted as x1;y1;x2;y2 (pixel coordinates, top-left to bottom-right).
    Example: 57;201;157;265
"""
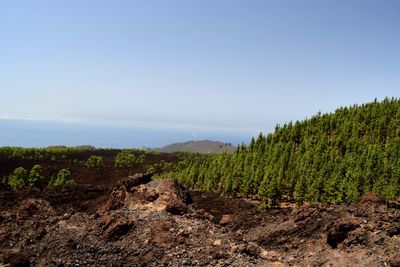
146;165;157;174
8;167;28;189
115;151;136;168
28;164;43;187
48;169;75;186
85;155;104;167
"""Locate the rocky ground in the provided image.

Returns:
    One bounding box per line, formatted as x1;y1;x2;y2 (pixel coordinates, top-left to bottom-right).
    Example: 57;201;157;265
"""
1;174;400;266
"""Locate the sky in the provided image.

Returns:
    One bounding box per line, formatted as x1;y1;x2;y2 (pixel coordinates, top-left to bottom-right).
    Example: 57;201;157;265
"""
1;0;400;148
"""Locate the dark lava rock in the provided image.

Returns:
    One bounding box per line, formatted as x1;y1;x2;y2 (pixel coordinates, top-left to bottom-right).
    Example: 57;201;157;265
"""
3;252;30;267
102;218;134;241
327;221;359;248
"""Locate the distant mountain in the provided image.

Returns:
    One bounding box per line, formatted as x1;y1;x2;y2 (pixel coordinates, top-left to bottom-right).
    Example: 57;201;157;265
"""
157;140;236;154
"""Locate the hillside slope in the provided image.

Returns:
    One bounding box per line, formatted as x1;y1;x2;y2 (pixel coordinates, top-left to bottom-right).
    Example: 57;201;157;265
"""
164;98;400;204
158;140;235;154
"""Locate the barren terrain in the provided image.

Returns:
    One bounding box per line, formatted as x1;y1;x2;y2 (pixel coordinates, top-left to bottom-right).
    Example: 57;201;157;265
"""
1;153;400;266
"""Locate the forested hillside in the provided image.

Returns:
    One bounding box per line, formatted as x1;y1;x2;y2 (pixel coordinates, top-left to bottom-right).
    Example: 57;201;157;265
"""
162;98;400;205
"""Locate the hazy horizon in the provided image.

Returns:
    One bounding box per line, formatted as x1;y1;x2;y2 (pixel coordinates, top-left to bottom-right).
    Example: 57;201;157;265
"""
2;1;400;147
0;119;253;148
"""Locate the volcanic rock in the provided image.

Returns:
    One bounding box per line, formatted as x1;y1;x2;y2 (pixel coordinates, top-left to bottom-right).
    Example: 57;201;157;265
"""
219;214;233;225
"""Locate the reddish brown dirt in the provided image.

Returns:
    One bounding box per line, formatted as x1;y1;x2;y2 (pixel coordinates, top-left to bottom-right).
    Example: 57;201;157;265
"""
1;156;400;266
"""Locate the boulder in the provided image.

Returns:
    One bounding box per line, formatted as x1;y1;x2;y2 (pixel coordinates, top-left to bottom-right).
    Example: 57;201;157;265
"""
98;173;154;213
98;177;192;215
139;179;192;214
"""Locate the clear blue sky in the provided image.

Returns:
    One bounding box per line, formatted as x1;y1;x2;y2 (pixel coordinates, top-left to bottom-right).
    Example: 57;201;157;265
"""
1;0;400;147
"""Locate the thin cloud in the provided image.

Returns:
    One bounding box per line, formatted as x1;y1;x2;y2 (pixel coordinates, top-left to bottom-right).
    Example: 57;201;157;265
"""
0;112;259;134
0;113;82;123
